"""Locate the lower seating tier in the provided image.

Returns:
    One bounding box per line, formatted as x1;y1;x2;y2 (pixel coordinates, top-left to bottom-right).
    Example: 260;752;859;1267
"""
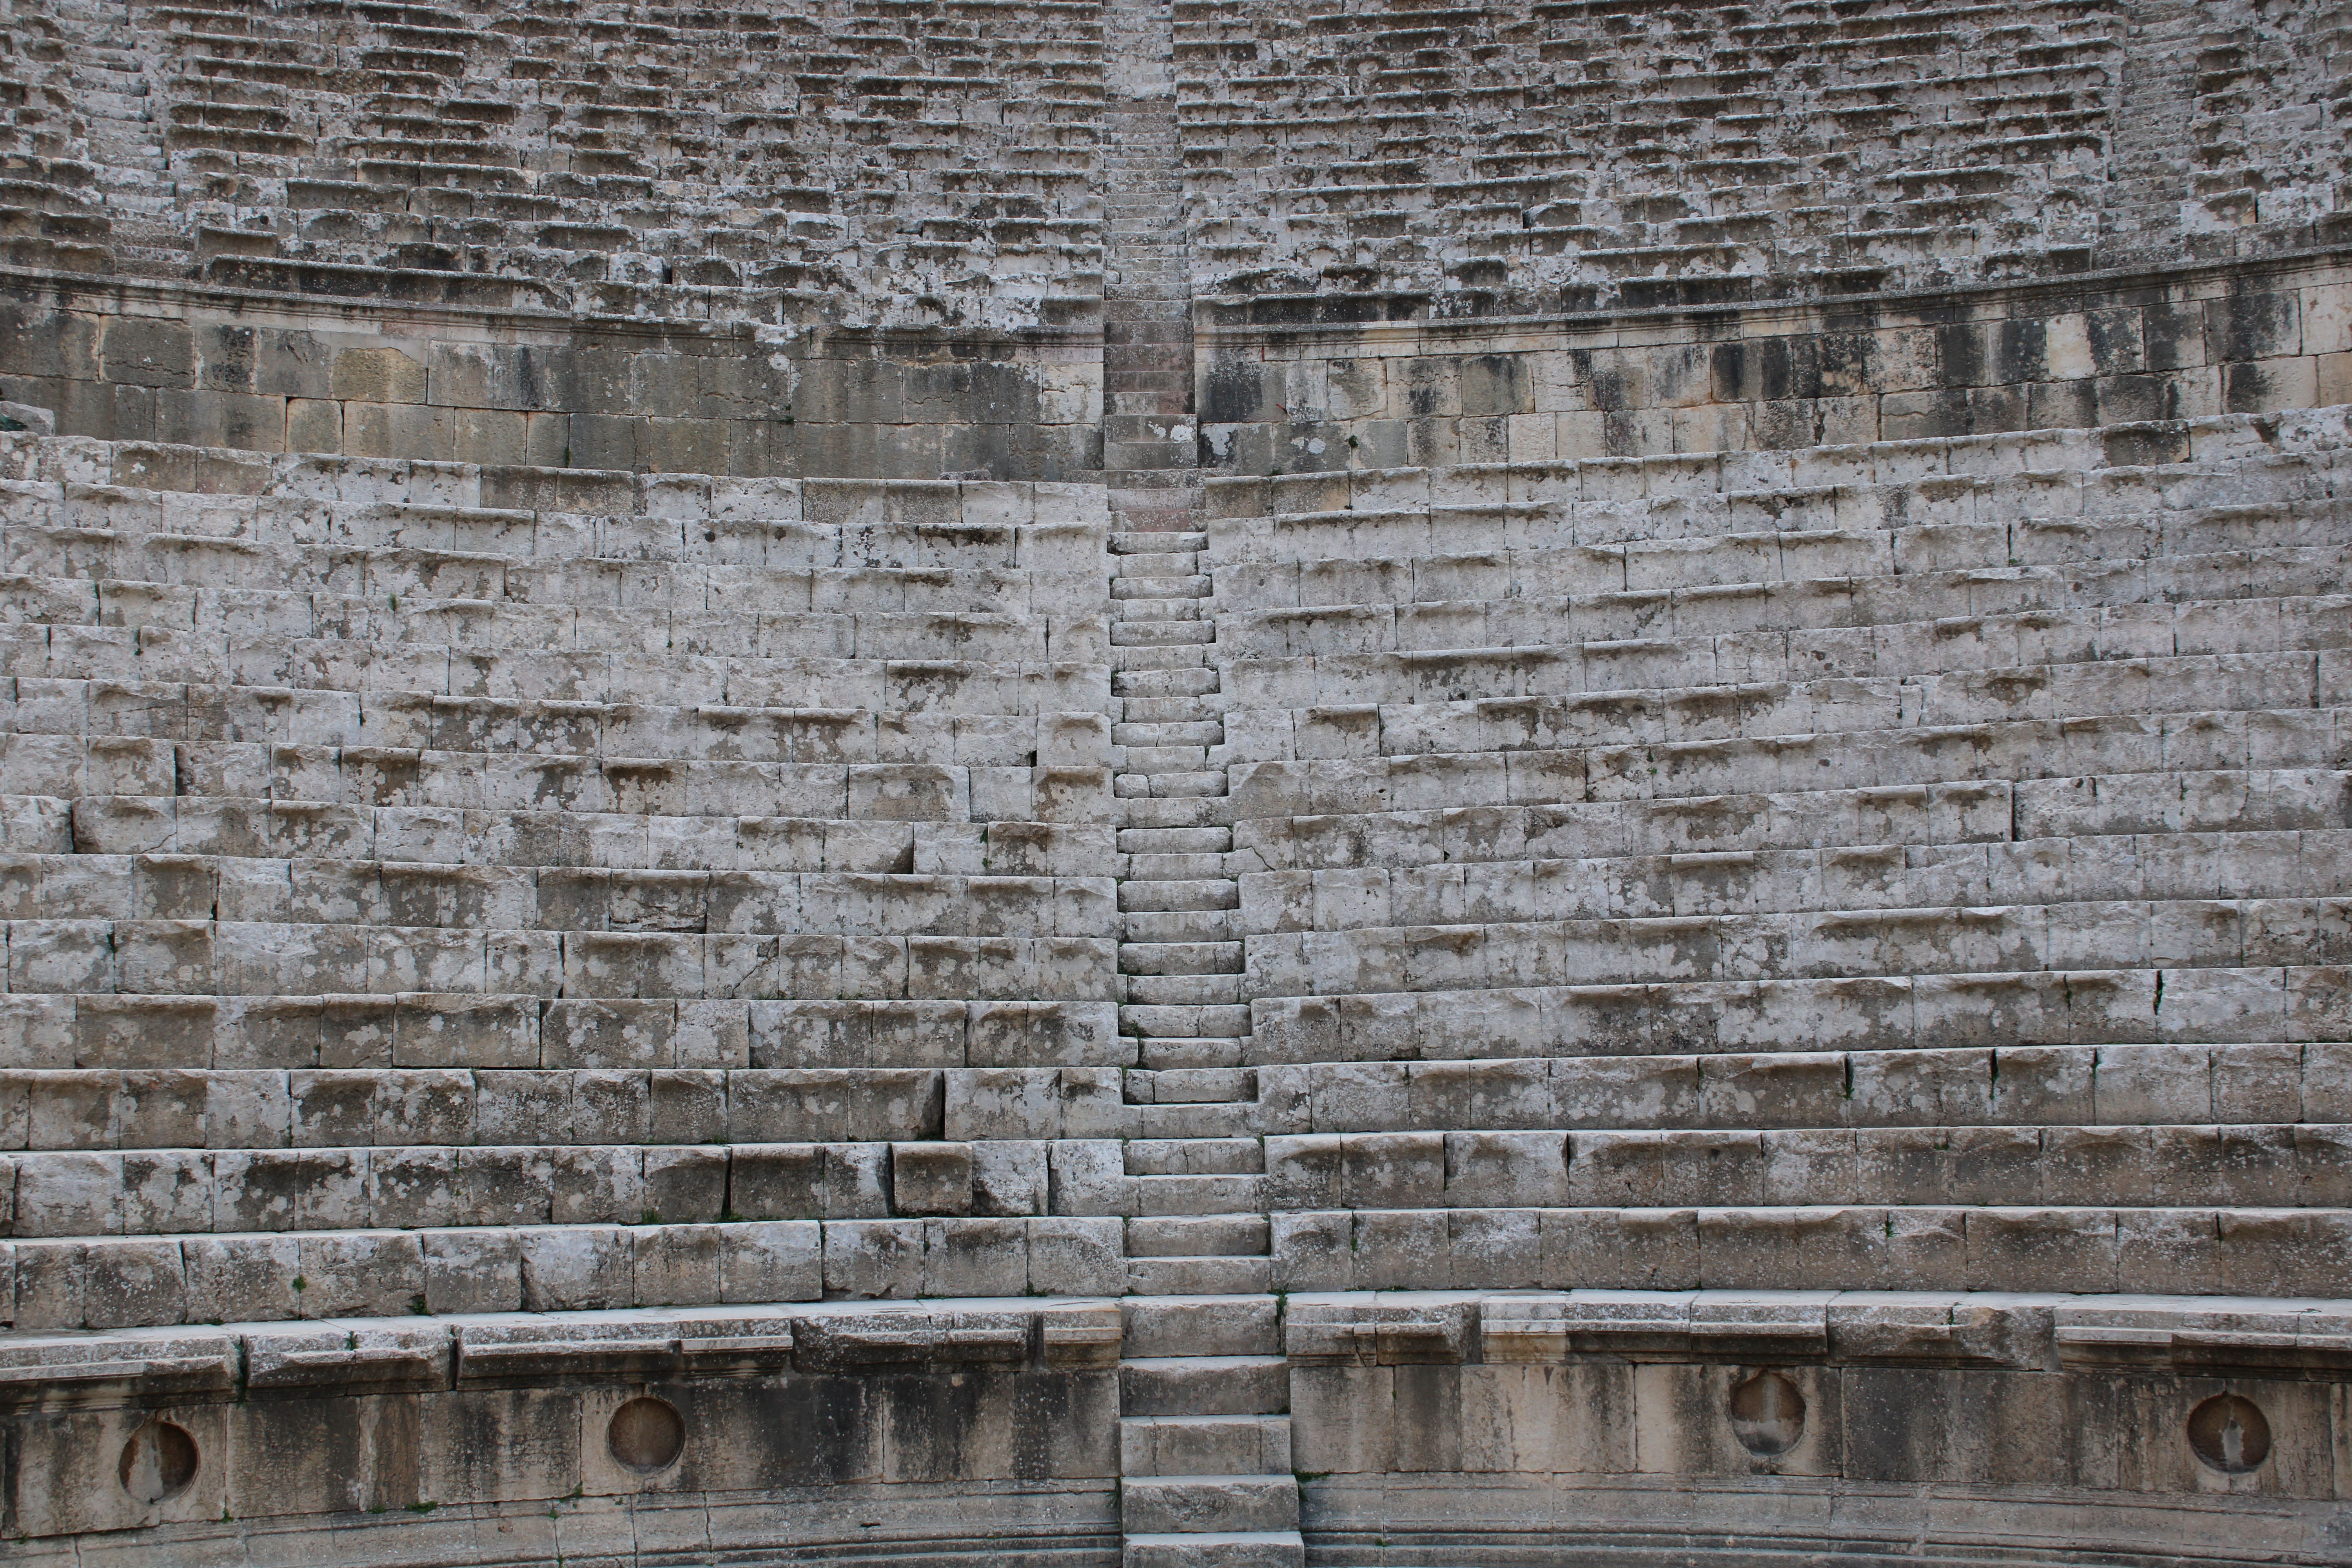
11;1203;2352;1330
7;1038;2343;1149
9;1126;2352;1239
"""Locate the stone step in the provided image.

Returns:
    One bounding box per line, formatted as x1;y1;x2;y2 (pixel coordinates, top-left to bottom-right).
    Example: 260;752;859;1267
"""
1123;1475;1299;1535
1124;973;1245;1005
1112;598;1207;622
1120;1001;1252;1034
1109;559;1210;584
1128;1068;1259;1105
1112;768;1228;796
1137;1038;1252;1071
1121;851;1229;881
1115;719;1224;746
1120;743;1212;771
1127;1140;1263;1179
1134;1089;1258;1125
1111;467;1208;489
1122;1298;1281;1359
1127;1212;1272;1250
1131;1172;1267;1214
1119;940;1245;975
1110;532;1206;554
1105;442;1200;472
1118;695;1229;724
1122;1355;1292;1416
1127;1256;1276;1295
1117;826;1233;855
1120;1531;1304;1568
1121;907;1239;943
1112;668;1220;698
1118;797;1236;830
1109;642;1210;671
1120;1416;1292;1478
1110;621;1214;650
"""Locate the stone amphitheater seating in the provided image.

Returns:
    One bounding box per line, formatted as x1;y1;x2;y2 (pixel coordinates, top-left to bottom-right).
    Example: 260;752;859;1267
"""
3;0;1106;325
1173;0;2352;312
2;0;2352;1561
3;407;2350;1324
0;430;1132;1325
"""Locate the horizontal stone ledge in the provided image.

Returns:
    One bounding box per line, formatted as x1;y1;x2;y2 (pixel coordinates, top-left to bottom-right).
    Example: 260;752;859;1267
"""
0;264;1111;345
1192;243;2352;328
1270;1205;2352;1299
0;1214;1128;1330
0;996;1127;1073
1280;1286;2352;1377
1243;966;2352;1063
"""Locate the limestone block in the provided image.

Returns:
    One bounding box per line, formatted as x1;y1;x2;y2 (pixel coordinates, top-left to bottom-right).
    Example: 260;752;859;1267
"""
649;1070;726;1144
892;1141;975;1216
643;1146;728;1224
9;1239;83;1329
631;1223;722;1307
13;1151;117;1237
1762;1130;1858;1205
297;1230;423;1318
1410;1058;1554;1130
1448;1207;1543;1290
945;1067;1063;1140
921;1217;1027;1297
1699;1053;1845;1128
1265;1134;1341;1209
1570;1131;1764;1207
971;1140;1047;1216
371;1146;461;1229
823;1218;924;1299
1443;1132;1568;1207
1047;1140;1131;1217
734;1068;944;1143
1963;1208;2117;1294
1847;1049;1993;1127
1271;1211;1354;1292
1540;1208;1700;1291
549;1145;644;1225
1352;1209;1452;1290
717;1220;821;1303
80;1237;184;1328
422;1227;520;1315
730;1142;889;1222
517;1225;631;1312
1026;1216;1122;1295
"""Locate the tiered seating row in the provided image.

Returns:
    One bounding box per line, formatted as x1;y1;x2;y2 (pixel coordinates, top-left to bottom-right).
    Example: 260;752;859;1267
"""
3;1036;2344;1150
1203;413;2352;1082
57;0;1112;323
1172;0;2131;308
3;1211;1125;1327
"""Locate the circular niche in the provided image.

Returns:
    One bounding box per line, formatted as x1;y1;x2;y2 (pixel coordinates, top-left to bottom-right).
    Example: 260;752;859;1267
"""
118;1420;199;1504
608;1396;687;1475
2187;1394;2271;1475
1728;1370;1807;1457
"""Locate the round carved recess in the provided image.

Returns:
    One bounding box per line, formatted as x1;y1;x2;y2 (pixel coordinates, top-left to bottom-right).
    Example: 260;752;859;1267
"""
608;1396;687;1475
1728;1370;1807;1458
118;1421;199;1504
2187;1394;2271;1475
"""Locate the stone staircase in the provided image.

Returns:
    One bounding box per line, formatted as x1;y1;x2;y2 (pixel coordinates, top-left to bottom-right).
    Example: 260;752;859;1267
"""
1101;0;1264;1300
49;0;181;278
1118;1296;1302;1568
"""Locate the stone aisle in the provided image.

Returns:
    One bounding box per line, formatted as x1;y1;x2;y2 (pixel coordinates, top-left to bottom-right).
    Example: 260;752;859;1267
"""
1100;0;1268;1278
1101;3;1296;1563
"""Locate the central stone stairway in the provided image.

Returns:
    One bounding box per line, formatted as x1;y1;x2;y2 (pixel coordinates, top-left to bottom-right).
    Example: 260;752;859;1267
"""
1119;1296;1302;1568
1100;0;1266;1297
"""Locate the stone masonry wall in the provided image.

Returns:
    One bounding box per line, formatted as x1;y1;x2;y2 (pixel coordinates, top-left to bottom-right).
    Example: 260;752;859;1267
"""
1;0;2351;1564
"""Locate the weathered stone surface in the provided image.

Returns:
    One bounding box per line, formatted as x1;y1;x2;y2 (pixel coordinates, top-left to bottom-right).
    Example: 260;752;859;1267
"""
1;0;2349;1558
